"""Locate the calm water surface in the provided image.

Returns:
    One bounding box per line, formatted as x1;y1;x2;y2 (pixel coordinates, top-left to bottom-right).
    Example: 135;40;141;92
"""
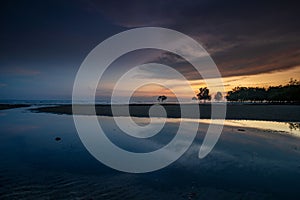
0;107;300;199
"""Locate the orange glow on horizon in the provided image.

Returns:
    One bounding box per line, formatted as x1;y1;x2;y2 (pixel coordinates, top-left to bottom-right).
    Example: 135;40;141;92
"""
97;66;300;99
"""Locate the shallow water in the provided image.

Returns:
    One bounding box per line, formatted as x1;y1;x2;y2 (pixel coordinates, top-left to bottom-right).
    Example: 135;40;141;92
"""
1;107;300;199
133;117;300;135
179;119;300;136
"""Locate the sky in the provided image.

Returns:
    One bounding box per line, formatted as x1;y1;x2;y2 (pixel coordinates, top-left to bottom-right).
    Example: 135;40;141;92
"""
1;0;300;101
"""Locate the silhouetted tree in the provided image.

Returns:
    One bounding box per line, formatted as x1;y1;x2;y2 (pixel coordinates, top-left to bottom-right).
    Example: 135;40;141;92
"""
214;92;223;101
192;97;198;101
157;95;167;102
226;87;247;102
197;87;211;103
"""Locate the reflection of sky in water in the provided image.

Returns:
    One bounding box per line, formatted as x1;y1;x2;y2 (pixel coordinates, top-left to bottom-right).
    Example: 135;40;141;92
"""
1;107;300;198
149;117;300;136
115;116;300;136
199;119;300;136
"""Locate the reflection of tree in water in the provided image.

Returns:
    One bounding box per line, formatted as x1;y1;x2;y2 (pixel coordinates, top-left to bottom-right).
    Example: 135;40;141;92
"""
287;122;300;130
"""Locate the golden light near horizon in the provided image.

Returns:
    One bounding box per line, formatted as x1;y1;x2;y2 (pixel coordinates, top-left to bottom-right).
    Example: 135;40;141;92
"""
223;66;300;90
189;66;300;96
96;66;300;100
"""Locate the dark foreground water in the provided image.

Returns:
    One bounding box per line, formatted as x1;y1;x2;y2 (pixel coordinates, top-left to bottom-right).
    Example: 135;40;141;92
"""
0;107;300;199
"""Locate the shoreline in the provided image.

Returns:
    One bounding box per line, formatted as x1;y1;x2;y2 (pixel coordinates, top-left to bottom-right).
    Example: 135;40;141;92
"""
0;104;31;110
29;104;300;122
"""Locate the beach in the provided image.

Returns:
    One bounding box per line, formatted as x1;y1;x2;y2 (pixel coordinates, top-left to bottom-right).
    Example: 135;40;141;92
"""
2;0;300;198
32;104;300;122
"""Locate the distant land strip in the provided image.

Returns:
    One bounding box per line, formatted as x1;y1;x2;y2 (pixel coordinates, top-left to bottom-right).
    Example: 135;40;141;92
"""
0;104;31;110
30;104;300;122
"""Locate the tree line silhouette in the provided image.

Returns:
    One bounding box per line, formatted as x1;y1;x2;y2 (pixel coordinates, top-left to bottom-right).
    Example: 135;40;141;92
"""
226;78;300;103
193;78;300;103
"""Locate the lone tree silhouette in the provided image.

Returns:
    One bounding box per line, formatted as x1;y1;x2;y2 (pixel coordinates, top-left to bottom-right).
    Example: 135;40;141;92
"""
192;97;198;101
197;87;211;103
214;91;223;101
157;95;167;102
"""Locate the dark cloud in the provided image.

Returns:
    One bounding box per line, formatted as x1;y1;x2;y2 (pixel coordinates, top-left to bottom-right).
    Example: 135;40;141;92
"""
95;0;300;78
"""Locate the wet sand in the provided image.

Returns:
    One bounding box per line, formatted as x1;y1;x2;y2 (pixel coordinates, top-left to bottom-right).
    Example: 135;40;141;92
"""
31;104;300;122
0;104;30;110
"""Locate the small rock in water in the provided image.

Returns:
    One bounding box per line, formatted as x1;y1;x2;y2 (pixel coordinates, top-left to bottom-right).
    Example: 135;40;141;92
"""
238;128;245;131
187;192;197;199
55;137;61;141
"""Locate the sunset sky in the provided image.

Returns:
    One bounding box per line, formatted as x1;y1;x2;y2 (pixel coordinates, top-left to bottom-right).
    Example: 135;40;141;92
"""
1;0;300;101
